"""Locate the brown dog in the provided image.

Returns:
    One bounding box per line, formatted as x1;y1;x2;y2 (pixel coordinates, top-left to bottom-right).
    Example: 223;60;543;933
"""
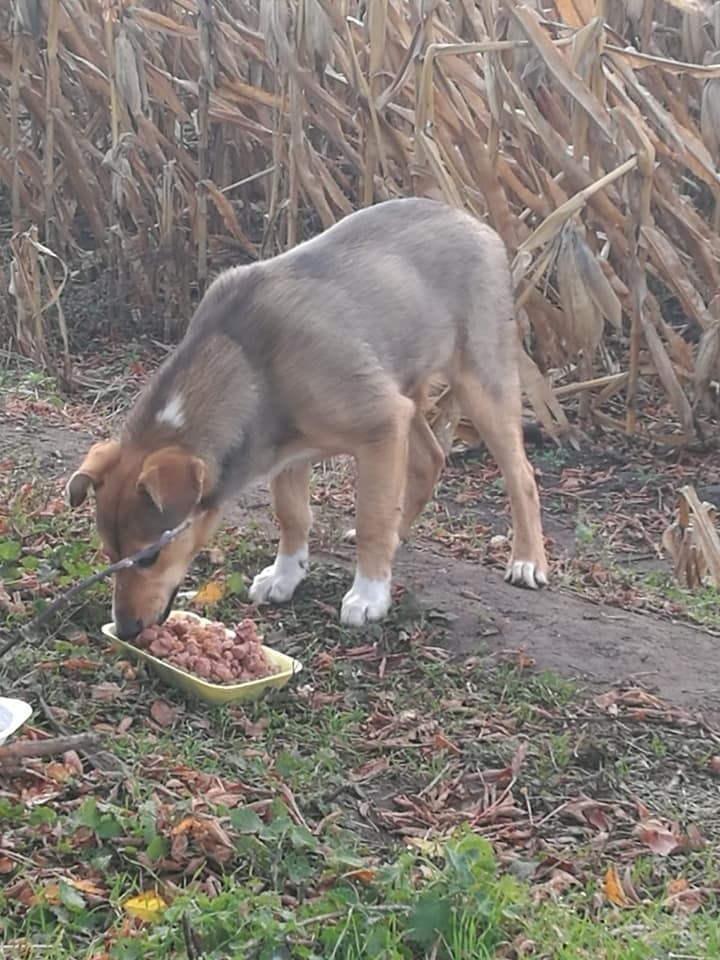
67;198;548;639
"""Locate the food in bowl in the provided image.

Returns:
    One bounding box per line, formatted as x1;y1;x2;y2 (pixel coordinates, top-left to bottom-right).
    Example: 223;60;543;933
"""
134;613;279;686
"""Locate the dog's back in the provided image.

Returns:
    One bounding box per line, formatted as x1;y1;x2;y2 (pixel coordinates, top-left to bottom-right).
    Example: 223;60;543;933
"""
184;197;517;402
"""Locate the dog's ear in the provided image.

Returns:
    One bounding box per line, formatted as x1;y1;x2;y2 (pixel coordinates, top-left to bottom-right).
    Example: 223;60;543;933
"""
66;440;122;507
137;447;209;521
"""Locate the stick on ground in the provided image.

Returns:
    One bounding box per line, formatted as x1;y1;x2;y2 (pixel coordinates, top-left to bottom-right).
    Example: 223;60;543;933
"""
0;517;193;659
0;732;100;766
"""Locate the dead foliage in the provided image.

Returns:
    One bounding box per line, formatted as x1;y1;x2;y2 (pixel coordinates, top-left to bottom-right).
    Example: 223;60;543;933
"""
662;483;720;588
2;0;720;443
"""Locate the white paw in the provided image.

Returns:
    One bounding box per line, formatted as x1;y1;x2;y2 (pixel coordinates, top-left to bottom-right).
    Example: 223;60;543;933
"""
342;528;357;544
340;572;392;626
504;560;548;590
249;547;308;605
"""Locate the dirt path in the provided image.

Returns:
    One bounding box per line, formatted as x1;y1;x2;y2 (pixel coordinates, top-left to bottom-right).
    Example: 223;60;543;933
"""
4;419;719;721
396;548;720;716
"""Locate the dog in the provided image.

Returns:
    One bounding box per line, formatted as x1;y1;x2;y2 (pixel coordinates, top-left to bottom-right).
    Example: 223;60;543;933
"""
67;197;548;640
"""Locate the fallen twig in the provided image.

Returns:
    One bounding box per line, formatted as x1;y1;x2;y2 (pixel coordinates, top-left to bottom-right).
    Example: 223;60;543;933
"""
182;912;205;959
0;517;193;659
0;731;100;766
33;686;126;776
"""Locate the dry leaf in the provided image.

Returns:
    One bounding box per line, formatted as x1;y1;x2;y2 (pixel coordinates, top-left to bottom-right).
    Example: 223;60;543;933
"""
556;225;603;357
242;716;269;738
505;1;613;140
642;226;714;331
665;877;706;913
45;762;74;783
662;486;720;588
635;819;680;856
667;877;689;896
192;580;226;606
342;867;377;885
91;682;125;702
621;864;642;904
115;29;144;119
150;700;179;728
617;689;664;708
511;740;530;777
170;831;189;863
593;689;621;712
701;74;720;160
349;756;391;782
432;732;461;754
532;869;581;903
693;321;720;415
123;891;168;922
313;652;335;671
117;716;134;735
62;750;83;776
603;865;629;906
201;180;257;257
171;816;197;836
563;797;611;832
671;0;715;20
683;824;707;851
32;882;60;906
68;877;107;898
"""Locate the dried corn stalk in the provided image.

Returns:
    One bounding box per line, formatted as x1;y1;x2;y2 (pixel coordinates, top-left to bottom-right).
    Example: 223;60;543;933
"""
0;0;719;446
693;315;720;415
662;485;720;588
9;226;71;383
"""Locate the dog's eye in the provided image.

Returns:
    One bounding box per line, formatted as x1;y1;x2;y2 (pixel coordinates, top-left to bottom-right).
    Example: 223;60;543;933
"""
136;549;160;569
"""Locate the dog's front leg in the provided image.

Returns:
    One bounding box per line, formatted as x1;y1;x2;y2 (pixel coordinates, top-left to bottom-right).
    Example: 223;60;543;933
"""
249;462;313;605
341;397;414;627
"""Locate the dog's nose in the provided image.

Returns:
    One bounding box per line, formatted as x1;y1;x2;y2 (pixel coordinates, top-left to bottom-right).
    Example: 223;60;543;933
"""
114;616;144;642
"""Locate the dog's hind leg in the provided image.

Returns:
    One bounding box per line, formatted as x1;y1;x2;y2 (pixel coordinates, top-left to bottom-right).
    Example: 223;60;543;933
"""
454;370;548;589
341;393;415;626
249;461;313;605
343;408;445;545
399;410;446;538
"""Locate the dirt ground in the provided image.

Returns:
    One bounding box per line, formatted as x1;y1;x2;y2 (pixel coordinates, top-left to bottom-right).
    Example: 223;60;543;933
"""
4;412;720;722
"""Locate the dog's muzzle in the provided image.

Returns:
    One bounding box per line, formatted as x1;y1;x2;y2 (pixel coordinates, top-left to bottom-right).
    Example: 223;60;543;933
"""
114;615;145;642
115;586;180;641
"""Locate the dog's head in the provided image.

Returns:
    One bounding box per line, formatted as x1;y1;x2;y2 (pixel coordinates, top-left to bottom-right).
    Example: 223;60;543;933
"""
67;441;221;640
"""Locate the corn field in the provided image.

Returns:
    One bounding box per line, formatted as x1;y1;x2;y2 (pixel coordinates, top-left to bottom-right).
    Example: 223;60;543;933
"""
2;0;720;446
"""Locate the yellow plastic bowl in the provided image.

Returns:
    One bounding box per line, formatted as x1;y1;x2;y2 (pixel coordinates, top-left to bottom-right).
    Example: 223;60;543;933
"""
101;610;303;705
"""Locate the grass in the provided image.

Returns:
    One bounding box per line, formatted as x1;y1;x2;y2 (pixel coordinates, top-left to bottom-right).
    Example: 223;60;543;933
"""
522;896;720;959
1;366;720;958
637;572;720;631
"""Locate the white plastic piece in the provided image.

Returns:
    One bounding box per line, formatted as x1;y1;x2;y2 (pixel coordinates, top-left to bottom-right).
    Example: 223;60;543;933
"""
0;697;33;746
